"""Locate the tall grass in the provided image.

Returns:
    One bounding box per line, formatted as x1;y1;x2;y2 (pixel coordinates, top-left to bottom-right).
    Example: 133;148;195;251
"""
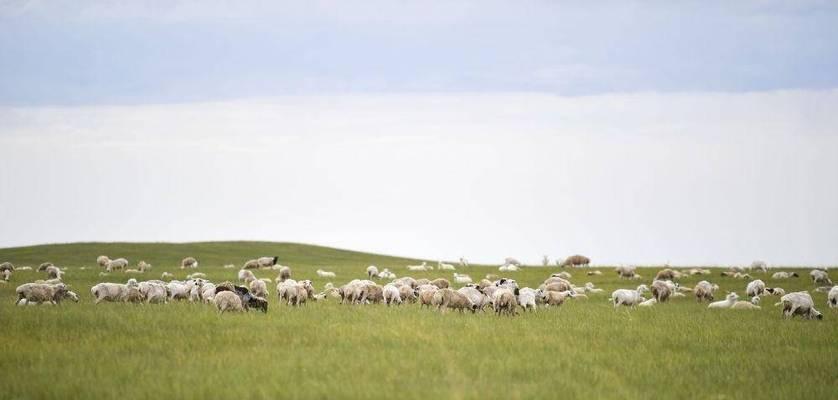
0;242;834;399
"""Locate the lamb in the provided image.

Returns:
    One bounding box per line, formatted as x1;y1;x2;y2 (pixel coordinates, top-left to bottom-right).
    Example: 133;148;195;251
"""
15;283;68;305
764;287;786;296
746;279;766;297
650;280;672;303
278;266;292;282
493;288;518;316
694;281;719;302
453;273;472;284
457;286;490;311
438;261;456;271
180;257;199;269
777;292;822;320
96;256;110;269
615;265;637;279
810;270;832;286
238;269;256;282
317;269;337;278
432;288;477;313
407;262;430;271
517;288;538;311
772;271;799;279
731;301;761;310
638;298;657;307
610;285;649;308
249;278;269;298
562;255;590;268
430;278;450;289
106;258;128;272
708;292;739;309
367;265;380;279
382;284;402;306
828;286;838;308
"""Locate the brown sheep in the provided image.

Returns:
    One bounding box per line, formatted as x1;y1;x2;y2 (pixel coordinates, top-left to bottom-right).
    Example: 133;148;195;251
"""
432;288;476;313
493;289;518;316
543;281;573;293
180;257;199;269
693;281;718;302
651;281;672;303
562;255;590;268
655;269;676;281
430;278;450;289
242;259;260;269
418;286;439;309
278;266;291;282
37;262;54;272
477;279;493;291
541;290;573;306
399;285;417;303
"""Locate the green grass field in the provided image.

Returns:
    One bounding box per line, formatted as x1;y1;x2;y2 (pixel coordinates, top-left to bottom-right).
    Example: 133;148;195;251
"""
0;242;835;400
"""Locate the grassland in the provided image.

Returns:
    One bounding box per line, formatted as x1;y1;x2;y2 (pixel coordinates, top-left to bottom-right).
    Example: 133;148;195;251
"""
0;242;835;400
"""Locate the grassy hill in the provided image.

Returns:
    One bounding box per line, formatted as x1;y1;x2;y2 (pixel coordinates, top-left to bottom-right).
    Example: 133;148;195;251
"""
0;241;429;269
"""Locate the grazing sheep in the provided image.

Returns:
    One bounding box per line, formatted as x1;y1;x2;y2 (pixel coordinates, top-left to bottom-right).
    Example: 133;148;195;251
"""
708;292;739;309
180;257;198;269
96;256;110;269
750;261;768;273
453;273;472;284
751;296;761;305
257;256;279;268
166;280;194;301
694;281;719;302
407;262;430;271
417;285;440;309
238;269;256;282
161;272;175;280
615;265;637;279
214;283;268;313
746;279;766;297
778;292;822;320
772;271;799;279
367;265;380;279
278;266;291;282
562;255;590;268
317;269;337;278
430;278;450;289
1;262;14;281
106;258;128;272
37;262;54;272
43;265;63;280
15;283;68;305
90;281;137;304
731;301;761;310
610;285;649;308
416;278;430;286
214;291;244;313
392;277;418;289
138;281;168;304
493;288;518;315
764;287;786;296
438;261;456;271
186;272;207;280
655;269;683;281
651;280;673;303
827;286;838;308
399;285;418;303
137;261;151;271
249;279;268;298
540;290;574;307
382;284;402;306
457;286;490;311
518;288;538;311
432;288;477;313
810;270;832;286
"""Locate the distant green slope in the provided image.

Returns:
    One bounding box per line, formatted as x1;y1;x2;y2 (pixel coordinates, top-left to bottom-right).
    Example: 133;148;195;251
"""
0;241;428;269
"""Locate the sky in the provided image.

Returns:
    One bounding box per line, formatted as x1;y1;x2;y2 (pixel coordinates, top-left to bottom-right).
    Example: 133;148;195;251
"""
1;1;837;266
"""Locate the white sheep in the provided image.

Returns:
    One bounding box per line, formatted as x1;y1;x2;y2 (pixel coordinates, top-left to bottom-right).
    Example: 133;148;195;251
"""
317;269;337;278
96;255;110;269
777;291;822;320
382;284;402;306
249;279;268;298
459;257;469;268
181;257;199;269
453;273;473;284
407;262;430;271
583;282;604;294
750;260;769;273
138;281;168;304
517;288;538;311
498;264;519;272
503;257;522;267
610;285;649;308
214;290;244;313
257;256;279;268
15;283;69;305
238;269;256;282
771;271;799;279
827;286;837;308
615;265;637;279
378;268;396;279
366;265;380;279
810;270;832;286
746;279;766;297
91;280;137;303
438;261;456;271
106;258;128;272
638;298;657;307
161;272;175;280
708;292;739;309
457;286;490;311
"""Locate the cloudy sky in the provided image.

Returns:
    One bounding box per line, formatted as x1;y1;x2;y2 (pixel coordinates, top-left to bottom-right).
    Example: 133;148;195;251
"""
1;1;837;265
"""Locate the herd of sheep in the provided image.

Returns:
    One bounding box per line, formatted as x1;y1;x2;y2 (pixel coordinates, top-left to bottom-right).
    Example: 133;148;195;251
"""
1;256;835;320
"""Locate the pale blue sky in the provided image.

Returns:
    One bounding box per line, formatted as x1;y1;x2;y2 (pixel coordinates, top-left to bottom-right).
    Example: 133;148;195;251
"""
1;1;838;105
1;1;837;266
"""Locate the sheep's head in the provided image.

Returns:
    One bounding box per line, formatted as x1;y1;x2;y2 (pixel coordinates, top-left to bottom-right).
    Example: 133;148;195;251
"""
636;285;649;294
726;292;739;302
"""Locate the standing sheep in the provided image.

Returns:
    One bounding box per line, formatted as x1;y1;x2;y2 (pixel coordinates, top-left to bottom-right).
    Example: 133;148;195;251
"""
810;270;832;286
746;279;766;297
750;261;768;273
214;291;245;313
778;292;822;320
437;261;456;271
615;265;637;279
181;257;199;269
367;265;380;279
106;258;128;272
382;284;402;306
827;286;838;308
694;281;719;302
650;280;672;303
562;255;590;268
493;288;518;316
257;256;279;268
37;262;54;272
249;278;269;298
242;259;260;269
432;288;476;313
1;262;14;281
45;265;63;280
771;271;799;279
317;269;337;278
15;283;68;305
610;285;649;308
96;256;110;269
278;266;292;282
430;278;450;289
459;257;469;268
518;288;538;311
